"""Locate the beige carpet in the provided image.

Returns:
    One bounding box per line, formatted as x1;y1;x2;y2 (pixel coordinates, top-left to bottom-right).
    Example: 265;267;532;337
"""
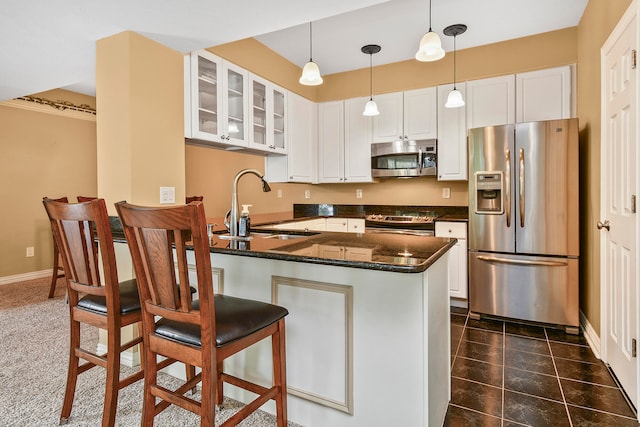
0;277;301;426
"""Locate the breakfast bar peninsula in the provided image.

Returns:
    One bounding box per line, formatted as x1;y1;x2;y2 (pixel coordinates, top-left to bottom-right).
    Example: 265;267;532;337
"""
190;229;455;427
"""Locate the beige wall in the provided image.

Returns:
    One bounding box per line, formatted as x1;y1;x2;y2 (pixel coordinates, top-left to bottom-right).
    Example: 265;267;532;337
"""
576;0;632;335
0;89;97;277
96;31;185;214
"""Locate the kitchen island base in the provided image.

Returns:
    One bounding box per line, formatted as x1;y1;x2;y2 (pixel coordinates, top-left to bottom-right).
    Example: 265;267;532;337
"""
199;252;451;427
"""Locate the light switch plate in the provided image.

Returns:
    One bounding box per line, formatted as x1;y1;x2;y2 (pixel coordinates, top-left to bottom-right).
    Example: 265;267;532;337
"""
304;189;311;199
356;189;363;199
442;187;451;199
160;186;175;204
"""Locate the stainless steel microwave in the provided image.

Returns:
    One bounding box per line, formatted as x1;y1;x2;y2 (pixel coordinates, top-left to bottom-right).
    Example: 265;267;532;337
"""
371;139;437;177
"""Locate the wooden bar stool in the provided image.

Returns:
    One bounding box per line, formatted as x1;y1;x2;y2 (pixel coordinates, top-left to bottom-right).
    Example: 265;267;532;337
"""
47;196;68;298
186;195;203;204
115;200;288;427
77;195;97;202
43;197;144;426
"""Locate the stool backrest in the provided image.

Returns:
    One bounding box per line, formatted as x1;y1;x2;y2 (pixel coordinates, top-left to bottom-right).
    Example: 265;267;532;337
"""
185;196;203;204
115;201;214;336
77;196;97;202
42;198;119;306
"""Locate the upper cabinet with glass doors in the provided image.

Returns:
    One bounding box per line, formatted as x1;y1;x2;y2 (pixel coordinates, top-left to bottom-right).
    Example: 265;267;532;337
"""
184;50;249;149
249;74;287;154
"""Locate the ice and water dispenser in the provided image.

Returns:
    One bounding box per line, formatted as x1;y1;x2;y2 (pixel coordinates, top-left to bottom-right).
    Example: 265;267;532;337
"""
474;172;504;214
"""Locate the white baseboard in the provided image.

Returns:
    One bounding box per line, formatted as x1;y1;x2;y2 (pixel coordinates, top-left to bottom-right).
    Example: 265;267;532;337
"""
96;343;141;368
0;269;52;285
450;298;468;309
580;310;601;360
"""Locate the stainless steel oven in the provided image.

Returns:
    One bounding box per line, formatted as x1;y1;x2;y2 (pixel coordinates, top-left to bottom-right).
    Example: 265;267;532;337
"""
371;139;437;178
365;214;436;236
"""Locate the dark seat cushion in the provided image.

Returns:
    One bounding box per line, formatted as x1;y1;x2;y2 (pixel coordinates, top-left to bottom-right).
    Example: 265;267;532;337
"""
155;295;288;348
78;279;140;315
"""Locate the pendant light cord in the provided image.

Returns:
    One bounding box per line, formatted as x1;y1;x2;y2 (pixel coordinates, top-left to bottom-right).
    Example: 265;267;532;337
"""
453;34;457;90
428;0;432;31
309;22;313;61
369;53;373;101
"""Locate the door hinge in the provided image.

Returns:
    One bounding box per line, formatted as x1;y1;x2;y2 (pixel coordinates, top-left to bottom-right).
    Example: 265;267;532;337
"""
632;195;637;213
633;50;637;69
633;338;637;358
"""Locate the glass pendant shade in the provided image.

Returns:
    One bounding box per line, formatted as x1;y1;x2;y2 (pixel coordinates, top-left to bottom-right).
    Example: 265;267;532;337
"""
363;99;380;116
415;31;445;62
299;60;323;85
445;88;465;108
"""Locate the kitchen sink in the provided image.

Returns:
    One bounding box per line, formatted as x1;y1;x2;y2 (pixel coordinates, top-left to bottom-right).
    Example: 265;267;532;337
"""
216;232;311;241
253;232;309;240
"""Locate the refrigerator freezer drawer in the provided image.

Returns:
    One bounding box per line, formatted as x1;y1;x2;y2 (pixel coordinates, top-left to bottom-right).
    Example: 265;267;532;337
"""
469;252;579;327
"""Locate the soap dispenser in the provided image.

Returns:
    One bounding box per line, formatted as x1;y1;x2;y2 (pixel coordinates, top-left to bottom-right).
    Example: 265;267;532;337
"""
238;204;252;238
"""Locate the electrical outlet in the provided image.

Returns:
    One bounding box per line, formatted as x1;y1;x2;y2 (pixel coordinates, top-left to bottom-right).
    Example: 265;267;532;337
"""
159;186;175;204
26;246;34;257
277;189;283;198
356;189;363;199
442;187;451;199
304;189;311;199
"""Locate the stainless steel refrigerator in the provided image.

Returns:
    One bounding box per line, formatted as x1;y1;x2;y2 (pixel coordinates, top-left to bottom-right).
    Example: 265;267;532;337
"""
468;119;579;331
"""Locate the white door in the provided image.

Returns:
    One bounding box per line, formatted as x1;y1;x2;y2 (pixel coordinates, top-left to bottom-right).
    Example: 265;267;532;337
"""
601;1;638;409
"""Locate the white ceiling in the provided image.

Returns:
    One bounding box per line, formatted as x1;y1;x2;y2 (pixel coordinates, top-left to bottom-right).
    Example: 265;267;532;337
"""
0;0;588;102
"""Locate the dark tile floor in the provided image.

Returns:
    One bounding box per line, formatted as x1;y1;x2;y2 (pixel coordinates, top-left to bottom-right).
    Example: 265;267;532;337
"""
444;307;639;426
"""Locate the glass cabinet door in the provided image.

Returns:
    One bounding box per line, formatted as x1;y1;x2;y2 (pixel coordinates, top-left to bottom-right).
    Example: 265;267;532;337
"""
224;64;247;144
252;80;267;147
272;88;286;151
196;54;220;137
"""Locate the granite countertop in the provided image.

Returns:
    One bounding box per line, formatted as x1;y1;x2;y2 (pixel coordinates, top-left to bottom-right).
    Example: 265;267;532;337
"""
209;230;456;273
109;206;459;273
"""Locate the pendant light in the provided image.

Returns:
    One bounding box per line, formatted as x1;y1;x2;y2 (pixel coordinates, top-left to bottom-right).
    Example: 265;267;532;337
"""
299;22;323;86
415;0;445;62
444;24;467;108
362;44;381;116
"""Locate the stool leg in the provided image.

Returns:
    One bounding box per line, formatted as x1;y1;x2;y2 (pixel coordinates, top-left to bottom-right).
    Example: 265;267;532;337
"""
216;361;224;406
60;320;81;424
102;326;121;427
48;244;62;298
273;319;288;427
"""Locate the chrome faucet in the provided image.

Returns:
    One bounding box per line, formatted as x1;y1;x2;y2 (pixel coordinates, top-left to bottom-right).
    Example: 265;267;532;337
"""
225;169;271;238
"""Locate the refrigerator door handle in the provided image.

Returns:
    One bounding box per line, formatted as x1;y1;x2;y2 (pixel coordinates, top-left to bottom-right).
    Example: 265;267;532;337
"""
418;148;423;174
519;148;525;228
477;255;568;267
505;149;511;227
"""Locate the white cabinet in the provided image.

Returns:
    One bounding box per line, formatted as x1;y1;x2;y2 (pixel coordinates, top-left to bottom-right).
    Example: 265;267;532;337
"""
184;50;249;148
325;217;348;232
326;218;365;233
344;98;374;182
435;222;468;301
466;75;515;129
318;97;373;183
265;93;317;183
437;83;468;181
249;74;287;154
347;218;365;233
318;101;344;183
516;66;572;122
317;245;372;261
264;218;363;233
372;88;437;143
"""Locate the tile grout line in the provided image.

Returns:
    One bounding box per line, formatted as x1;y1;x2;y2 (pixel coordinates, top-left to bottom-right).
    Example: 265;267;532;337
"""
501;320;506;427
545;327;574;427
